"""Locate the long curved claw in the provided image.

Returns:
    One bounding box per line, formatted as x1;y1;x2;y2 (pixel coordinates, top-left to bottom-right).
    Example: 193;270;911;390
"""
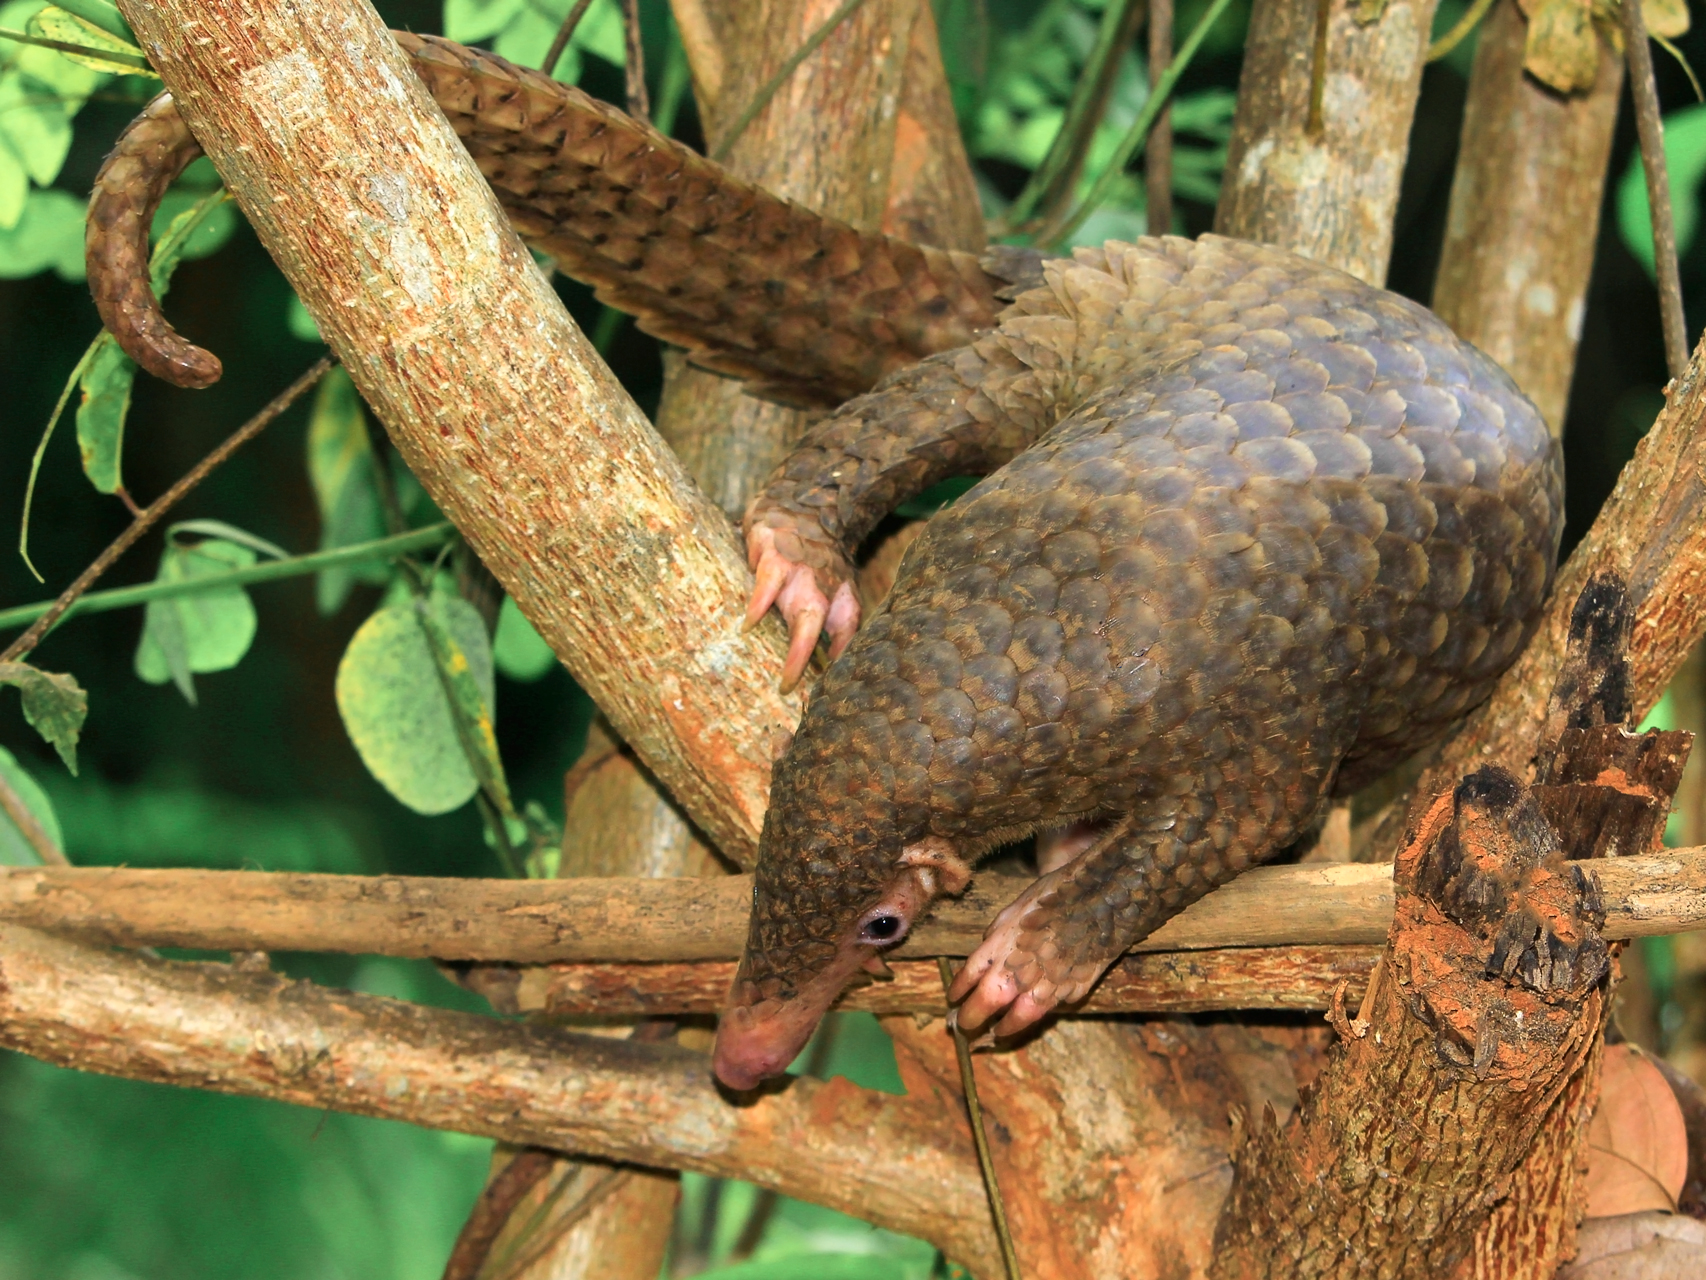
946;873;1107;1039
824;581;862;658
743;521;860;690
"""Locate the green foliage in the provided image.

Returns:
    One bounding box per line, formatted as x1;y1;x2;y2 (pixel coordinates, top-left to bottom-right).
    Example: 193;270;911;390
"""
1618;102;1706;277
134;527;284;704
335;586;495;816
306;368;389;614
0;186;82;278
443;0;623;78
0;742;59;864
0;661;86;773
492;596;558;681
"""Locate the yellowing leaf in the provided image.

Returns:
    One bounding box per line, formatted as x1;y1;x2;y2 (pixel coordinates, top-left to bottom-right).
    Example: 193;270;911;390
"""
335;593;494;815
1526;0;1602;94
1643;0;1690;40
28;5;151;76
306;368;387;614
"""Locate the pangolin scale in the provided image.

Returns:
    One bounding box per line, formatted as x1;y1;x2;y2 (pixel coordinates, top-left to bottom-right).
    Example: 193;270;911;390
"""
82;33;1562;1090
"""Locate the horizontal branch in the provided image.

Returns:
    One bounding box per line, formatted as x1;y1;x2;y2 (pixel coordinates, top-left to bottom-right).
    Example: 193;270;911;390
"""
462;946;1384;1018
3;851;1700;963
0;922;1001;1274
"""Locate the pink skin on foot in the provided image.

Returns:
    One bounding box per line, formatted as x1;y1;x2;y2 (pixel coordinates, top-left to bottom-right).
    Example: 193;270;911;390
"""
744;524;860;691
947;868;1110;1039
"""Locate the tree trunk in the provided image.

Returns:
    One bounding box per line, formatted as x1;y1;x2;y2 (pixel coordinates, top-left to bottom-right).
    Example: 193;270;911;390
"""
1215;0;1440;284
1431;0;1624;435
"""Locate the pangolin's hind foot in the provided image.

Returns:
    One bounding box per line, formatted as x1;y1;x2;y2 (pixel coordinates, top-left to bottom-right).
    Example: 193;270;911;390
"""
947;868;1114;1038
743;517;859;690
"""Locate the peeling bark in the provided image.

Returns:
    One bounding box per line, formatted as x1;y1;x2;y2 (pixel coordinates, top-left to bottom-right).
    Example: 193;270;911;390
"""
1431;0;1623;435
1216;0;1440;283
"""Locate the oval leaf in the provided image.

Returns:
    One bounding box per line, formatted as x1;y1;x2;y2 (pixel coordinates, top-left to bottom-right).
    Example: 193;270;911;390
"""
29;5;150;75
306;368;387;613
1618;103;1706;276
0;659;86;773
0;743;61;865
135;537;260;702
75;334;133;493
335;599;486;815
1525;0;1601;95
1584;1044;1689;1218
493;596;558;682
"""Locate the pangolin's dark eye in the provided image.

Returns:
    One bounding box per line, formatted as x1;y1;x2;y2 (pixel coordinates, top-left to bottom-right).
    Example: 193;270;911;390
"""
862;914;902;942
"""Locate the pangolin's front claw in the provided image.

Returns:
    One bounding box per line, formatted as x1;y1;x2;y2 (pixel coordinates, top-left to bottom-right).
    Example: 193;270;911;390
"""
743;521;861;690
947;873;1103;1038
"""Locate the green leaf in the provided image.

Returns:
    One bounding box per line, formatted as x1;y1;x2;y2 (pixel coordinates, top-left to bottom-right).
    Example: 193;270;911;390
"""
0;186;84;278
1618;103;1706;276
492;596;557;681
0;660;87;772
414;590;509;812
0;743;61;864
134;537;261;703
29;4;146;76
0;143;26;228
75;334;134;493
334;593;494;815
307;368;388;613
152;175;237;262
168;518;287;561
44;0;133;43
287;292;322;342
442;0;524;42
0;60;76;187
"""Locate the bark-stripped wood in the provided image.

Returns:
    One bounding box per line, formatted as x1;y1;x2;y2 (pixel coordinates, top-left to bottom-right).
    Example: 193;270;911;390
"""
1215;0;1440;283
5;854;1699;963
106;0;803;869
1431;0;1623;435
461;946;1383;1017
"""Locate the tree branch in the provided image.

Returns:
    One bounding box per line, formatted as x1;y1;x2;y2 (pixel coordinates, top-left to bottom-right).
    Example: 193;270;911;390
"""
0;922;1002;1275
109;0;803;868
1;853;1697;962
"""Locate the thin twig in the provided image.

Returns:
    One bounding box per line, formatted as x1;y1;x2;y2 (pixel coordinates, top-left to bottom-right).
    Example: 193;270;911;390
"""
709;0;867;162
1000;0;1147;235
0;26;153;71
0;524;453;634
541;0;596;79
1425;0;1495;62
0;356;334;665
938;957;1022;1280
620;0;649;119
1306;0;1331;136
1624;0;1690;381
0;771;66;865
1147;0;1174;236
440;1148;557;1280
1040;0;1237;245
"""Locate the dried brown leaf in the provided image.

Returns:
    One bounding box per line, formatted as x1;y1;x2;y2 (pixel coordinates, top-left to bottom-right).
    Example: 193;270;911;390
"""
1585;1045;1690;1217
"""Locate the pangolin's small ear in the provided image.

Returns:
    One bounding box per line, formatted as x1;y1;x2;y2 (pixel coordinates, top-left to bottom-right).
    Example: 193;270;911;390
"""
899;836;972;895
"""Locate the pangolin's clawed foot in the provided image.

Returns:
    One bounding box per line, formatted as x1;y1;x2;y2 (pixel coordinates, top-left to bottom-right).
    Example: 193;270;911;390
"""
744;521;859;690
947;872;1109;1039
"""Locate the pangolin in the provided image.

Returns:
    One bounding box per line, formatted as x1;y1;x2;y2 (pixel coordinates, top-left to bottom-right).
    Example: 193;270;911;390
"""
85;33;1563;1091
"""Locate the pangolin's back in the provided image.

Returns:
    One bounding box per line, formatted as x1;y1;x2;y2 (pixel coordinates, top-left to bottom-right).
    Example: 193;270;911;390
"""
772;235;1561;866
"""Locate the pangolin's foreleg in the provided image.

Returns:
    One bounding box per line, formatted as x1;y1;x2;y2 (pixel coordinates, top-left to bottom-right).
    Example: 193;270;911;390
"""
949;729;1341;1035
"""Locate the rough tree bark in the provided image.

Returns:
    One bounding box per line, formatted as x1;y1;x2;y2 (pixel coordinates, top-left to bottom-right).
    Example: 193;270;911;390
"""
1216;0;1440;284
1431;0;1624;435
108;0;803;868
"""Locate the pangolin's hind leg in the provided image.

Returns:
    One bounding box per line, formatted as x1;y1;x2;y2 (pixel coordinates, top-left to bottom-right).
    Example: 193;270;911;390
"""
949;764;1328;1037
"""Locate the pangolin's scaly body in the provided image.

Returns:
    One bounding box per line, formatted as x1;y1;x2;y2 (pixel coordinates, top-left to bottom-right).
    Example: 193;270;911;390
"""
82;35;1562;1091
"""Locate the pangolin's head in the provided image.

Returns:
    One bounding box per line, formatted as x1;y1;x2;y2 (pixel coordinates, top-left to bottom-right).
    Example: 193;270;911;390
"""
712;710;970;1091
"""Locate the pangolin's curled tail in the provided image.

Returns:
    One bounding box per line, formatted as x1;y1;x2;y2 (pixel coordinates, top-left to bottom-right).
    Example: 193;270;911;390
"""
85;32;1007;405
86;92;220;388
